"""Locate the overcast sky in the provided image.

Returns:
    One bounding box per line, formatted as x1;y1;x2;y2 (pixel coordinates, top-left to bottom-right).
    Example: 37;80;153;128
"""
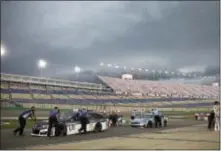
1;1;220;77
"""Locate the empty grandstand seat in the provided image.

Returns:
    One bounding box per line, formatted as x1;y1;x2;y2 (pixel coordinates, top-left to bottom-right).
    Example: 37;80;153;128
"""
52;90;64;94
30;84;46;90
82;95;97;99
47;86;62;90
10;89;30;93
68;95;83;99
1;82;9;89
1;93;10;100
52;94;69;99
10;82;29;89
1;89;10;93
33;93;52;99
11;93;32;99
31;89;47;93
99;76;219;99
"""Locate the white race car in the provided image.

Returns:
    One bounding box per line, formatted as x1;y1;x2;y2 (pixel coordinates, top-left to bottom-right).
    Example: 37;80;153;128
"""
31;111;109;137
130;112;168;128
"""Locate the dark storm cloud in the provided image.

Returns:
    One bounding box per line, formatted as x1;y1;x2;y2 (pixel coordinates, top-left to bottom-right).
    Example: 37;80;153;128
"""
1;1;219;77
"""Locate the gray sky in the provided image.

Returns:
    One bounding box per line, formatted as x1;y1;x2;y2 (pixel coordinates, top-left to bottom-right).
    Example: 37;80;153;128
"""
1;1;220;77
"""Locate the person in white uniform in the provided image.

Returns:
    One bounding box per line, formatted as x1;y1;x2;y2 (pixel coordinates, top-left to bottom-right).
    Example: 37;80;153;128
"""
213;101;220;131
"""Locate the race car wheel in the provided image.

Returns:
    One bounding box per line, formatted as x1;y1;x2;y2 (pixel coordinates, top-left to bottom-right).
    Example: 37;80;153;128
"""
195;116;198;120
164;120;167;127
147;121;153;128
62;126;67;136
94;122;102;133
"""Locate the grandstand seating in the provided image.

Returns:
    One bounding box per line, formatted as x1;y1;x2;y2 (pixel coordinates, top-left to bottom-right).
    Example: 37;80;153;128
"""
0;73;219;109
99;76;219;99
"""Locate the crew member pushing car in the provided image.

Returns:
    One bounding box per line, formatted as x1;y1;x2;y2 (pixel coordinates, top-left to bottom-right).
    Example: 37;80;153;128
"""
131;110;136;120
213;101;220;131
208;110;215;130
13;106;36;136
78;108;89;133
152;109;161;128
110;112;118;127
47;106;60;137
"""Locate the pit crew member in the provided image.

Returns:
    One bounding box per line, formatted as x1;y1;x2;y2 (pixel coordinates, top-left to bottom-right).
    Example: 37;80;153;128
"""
13;106;36;136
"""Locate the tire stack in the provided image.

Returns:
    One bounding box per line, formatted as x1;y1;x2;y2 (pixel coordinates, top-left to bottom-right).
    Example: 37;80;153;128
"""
194;113;210;121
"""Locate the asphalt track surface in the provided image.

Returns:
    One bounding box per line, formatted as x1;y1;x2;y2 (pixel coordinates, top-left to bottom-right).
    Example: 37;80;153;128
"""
0;120;206;149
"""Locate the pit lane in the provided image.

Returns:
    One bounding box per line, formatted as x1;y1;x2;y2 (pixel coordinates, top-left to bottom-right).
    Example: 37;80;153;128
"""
0;120;206;149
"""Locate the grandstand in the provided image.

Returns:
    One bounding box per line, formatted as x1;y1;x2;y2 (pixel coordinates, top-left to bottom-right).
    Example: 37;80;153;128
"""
0;73;219;110
99;76;219;98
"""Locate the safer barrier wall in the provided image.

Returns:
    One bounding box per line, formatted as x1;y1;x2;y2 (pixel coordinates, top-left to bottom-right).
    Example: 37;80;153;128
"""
1;101;211;113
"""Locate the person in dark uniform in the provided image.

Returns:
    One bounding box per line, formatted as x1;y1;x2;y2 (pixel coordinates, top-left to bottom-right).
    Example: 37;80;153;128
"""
75;109;81;121
47;106;60;137
158;111;162;127
208;110;215;130
13;106;36;136
152;109;161;128
78;108;88;133
111;112;118;127
131;111;136;120
108;113;113;126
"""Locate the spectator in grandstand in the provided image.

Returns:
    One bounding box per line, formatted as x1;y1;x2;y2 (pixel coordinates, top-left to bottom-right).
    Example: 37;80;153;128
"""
208;110;215;130
47;106;60;137
13;106;36;136
152;109;162;128
213;101;220;131
78;108;89;133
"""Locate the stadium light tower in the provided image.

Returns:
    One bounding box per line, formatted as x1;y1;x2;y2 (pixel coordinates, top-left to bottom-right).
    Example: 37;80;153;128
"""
74;66;81;81
38;59;47;77
74;66;81;73
100;62;104;66
1;45;6;56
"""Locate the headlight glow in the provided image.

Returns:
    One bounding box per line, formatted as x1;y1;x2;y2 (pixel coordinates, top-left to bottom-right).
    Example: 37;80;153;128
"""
42;125;48;129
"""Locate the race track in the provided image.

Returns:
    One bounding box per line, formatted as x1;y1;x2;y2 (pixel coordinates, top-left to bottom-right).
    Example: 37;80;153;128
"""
0;120;206;149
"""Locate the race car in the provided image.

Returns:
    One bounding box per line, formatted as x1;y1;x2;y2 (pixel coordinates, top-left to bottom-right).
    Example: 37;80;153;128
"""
130;112;168;128
194;113;210;121
31;111;109;137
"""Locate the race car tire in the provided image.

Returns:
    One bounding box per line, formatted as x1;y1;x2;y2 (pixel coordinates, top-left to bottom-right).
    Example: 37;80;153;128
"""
164;120;167;127
147;121;153;128
63;126;67;136
195;116;198;120
94;122;102;133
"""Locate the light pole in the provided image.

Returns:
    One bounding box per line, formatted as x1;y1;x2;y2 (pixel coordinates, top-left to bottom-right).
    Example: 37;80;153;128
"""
100;62;104;66
38;59;47;77
74;65;81;80
74;66;81;89
1;45;6;57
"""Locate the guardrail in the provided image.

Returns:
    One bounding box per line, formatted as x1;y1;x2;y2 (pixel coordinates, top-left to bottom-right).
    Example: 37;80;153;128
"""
2;105;211;112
